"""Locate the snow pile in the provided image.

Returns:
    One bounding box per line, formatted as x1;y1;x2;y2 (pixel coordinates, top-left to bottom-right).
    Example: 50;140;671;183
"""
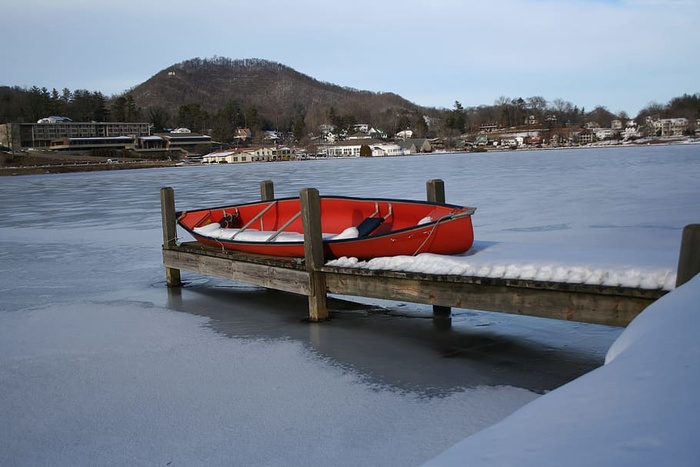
327;241;677;291
425;274;700;466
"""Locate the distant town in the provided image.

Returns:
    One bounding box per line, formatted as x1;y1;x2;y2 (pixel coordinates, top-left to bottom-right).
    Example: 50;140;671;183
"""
1;112;698;167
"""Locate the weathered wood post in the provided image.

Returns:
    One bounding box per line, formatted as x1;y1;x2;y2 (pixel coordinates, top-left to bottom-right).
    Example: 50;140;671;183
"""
260;180;275;201
426;179;452;321
426;178;445;204
160;187;182;287
676;224;700;287
300;188;329;321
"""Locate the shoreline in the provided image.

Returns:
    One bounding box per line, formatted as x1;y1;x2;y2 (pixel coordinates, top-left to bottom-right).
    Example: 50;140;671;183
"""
0;159;181;176
2;137;697;176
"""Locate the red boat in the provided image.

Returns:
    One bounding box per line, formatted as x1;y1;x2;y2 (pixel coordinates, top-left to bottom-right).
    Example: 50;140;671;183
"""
177;196;476;259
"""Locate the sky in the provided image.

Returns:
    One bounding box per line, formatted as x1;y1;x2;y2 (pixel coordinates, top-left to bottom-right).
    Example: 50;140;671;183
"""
1;0;698;117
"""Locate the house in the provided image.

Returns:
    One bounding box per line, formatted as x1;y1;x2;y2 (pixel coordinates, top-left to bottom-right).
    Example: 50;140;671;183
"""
322;139;383;157
500;138;519;148
621;120;641;140
368;127;387;139
201;146;294;164
371;143;403;157
576;130;594;144
479;123;498;133
646;117;688;136
233;128;252;142
399;138;432;154
663;118;688;136
353;123;370;133
595;128;615;140
525;115;538;126
263;130;280;141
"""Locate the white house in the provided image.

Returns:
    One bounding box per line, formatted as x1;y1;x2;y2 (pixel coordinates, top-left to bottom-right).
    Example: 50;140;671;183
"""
647;117;689;136
595;128;615;140
201;146;294;164
371;143;403;157
622;120;641;140
322;140;365;157
353;123;370;133
321;139;404;157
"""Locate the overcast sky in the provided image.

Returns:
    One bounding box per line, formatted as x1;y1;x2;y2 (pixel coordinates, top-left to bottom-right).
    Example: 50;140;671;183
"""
2;0;697;116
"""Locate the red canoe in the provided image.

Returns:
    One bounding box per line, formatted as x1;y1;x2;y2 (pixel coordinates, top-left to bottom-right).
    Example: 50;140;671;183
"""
177;196;476;259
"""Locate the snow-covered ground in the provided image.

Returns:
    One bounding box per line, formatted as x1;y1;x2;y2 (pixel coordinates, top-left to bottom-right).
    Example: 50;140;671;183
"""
0;145;699;465
426;273;700;467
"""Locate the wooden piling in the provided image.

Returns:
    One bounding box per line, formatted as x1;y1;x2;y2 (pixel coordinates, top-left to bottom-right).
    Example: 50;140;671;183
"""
426;179;446;203
260;180;275;201
426;179;452;320
160;187;182;287
676;224;700;287
300;188;329;321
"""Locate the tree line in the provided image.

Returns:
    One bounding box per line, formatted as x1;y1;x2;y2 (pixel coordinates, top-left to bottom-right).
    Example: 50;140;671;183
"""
1;84;697;145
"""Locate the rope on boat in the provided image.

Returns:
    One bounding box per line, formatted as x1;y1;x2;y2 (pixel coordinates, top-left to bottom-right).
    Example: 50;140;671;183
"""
412;215;446;256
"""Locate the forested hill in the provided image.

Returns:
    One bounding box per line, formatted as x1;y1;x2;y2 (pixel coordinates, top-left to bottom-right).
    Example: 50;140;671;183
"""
1;57;696;140
128;57;431;133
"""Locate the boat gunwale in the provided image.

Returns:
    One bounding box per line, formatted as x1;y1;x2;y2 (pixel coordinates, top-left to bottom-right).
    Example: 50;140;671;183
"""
177;195;476;246
181;194;474;215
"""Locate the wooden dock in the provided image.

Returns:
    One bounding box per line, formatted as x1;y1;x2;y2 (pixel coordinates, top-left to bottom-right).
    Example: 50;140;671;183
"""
161;181;700;328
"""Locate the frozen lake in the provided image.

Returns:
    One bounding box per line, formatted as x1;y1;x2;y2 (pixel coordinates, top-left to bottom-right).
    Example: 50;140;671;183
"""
1;144;699;465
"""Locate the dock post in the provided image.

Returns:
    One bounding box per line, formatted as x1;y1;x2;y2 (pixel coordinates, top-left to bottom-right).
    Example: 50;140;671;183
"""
300;188;329;321
260;180;275;201
160;187;182;287
676;224;700;287
426;178;446;203
426;179;452;321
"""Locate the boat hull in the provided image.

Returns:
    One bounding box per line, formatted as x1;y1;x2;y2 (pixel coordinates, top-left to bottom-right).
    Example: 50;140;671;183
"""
177;196;475;259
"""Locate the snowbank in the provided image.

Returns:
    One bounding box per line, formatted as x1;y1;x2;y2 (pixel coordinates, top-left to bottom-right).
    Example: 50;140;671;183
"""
425;274;700;467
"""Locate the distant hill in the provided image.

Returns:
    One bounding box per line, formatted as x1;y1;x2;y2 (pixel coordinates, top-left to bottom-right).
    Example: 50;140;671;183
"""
127;57;433;133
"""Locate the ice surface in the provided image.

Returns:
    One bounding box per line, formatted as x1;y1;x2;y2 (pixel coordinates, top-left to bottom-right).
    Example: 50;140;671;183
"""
0;145;699;466
0;302;537;466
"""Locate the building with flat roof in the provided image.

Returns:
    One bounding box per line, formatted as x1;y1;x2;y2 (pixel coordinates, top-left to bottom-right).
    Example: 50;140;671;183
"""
0;121;152;151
